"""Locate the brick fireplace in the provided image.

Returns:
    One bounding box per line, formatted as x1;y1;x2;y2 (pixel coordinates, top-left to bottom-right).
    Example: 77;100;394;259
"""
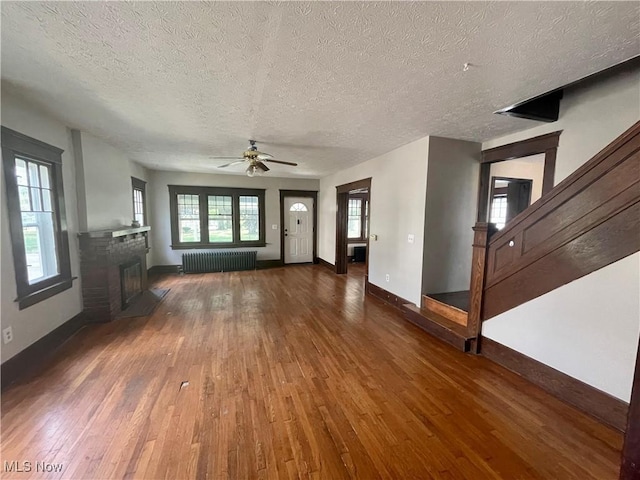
79;226;150;322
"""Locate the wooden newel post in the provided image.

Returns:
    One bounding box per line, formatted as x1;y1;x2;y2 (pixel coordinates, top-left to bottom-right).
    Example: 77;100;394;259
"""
620;337;640;479
467;222;490;354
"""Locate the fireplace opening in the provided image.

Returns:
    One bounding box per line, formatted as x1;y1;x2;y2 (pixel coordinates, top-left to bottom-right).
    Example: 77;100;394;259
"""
120;257;143;310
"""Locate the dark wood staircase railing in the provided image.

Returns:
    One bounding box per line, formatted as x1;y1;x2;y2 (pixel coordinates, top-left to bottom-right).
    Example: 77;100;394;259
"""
478;120;640;321
399;121;639;356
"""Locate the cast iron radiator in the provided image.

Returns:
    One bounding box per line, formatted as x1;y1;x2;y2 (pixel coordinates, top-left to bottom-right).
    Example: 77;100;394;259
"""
181;251;257;273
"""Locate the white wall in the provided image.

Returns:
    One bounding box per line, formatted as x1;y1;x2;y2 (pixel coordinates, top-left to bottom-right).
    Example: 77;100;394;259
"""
422;137;480;294
149;170;319;266
483;68;640;184
74;131;144;230
481;69;640;402
489;154;545;204
1;89;83;363
319;137;429;305
483;253;640;402
130;161;150;184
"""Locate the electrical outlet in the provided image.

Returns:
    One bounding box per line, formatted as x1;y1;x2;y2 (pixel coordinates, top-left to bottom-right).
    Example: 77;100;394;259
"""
385;274;390;282
3;327;13;344
408;234;415;244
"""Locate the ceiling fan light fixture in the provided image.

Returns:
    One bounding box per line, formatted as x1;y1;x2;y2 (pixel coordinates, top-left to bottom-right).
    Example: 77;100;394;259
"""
215;140;297;172
246;164;262;177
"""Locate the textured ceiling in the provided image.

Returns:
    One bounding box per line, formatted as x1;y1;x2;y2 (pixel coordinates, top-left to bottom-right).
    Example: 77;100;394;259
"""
1;2;638;178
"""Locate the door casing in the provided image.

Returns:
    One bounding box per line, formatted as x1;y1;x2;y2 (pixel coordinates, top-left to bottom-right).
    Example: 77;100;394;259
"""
335;178;372;275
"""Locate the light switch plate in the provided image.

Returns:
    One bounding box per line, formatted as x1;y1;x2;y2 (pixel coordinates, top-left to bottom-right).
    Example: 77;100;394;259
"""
271;224;278;230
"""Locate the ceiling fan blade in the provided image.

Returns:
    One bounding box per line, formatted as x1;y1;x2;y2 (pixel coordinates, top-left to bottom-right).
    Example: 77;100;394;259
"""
210;156;244;160
256;161;270;172
264;158;298;166
217;160;246;168
256;152;274;160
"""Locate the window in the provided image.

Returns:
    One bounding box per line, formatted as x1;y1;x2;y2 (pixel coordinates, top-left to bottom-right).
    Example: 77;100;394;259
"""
347;193;368;242
131;177;146;225
289;202;307;212
208;195;233;243
239;196;260;241
490;195;507;230
2;127;73;309
177;193;201;242
169;185;265;249
347;198;362;239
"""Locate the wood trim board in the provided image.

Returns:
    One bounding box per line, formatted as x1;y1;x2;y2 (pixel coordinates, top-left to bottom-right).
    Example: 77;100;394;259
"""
481;131;562;164
620;337;640;479
365;278;412;310
481;337;629;432
1;312;89;391
317;257;335;271
401;304;471;352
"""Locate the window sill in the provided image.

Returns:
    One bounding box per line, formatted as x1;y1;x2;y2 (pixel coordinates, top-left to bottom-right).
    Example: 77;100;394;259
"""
171;243;267;250
16;277;76;310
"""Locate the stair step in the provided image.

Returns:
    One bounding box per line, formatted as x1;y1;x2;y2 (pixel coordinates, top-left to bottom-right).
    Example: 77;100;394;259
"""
422;294;468;327
401;303;473;352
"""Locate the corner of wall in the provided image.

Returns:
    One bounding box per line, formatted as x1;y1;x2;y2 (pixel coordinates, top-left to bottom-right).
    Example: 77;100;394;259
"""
71;129;88;232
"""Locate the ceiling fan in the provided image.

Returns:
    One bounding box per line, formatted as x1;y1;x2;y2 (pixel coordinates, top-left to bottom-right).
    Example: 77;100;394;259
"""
213;140;298;177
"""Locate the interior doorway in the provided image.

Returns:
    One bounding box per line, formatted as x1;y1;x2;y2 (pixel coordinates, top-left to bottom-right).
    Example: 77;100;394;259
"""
335;178;371;275
279;190;318;265
477;131;561;225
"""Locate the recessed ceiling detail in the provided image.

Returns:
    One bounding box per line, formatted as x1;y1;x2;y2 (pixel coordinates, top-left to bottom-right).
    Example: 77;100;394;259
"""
1;2;638;177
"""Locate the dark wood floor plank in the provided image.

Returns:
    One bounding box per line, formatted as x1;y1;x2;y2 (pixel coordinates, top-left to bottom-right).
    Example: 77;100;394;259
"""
0;264;623;479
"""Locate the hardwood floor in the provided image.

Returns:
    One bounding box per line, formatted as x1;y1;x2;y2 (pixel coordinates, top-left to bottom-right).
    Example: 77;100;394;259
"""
1;265;623;479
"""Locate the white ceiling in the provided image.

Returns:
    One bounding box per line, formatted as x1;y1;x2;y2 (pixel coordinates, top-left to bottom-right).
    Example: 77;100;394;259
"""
1;2;638;178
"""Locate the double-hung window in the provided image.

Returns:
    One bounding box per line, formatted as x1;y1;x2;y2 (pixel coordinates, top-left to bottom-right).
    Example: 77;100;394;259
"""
347;193;368;242
169;185;265;249
2;127;73;309
490;194;508;230
131;177;147;226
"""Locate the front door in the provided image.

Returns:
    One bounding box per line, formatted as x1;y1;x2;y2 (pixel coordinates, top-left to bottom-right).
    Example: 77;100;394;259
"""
284;197;313;264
